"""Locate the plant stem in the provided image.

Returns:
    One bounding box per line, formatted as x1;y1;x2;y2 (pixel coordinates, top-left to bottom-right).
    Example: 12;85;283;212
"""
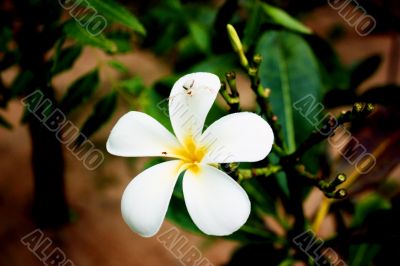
238;165;282;180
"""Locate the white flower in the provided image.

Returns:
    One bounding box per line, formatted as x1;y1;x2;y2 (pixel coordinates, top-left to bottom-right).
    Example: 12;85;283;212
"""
106;72;274;237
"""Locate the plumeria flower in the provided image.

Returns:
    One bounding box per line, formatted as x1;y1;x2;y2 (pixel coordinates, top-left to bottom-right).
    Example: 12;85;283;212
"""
106;72;274;237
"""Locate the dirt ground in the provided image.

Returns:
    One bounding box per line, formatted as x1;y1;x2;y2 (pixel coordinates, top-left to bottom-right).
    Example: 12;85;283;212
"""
0;6;399;266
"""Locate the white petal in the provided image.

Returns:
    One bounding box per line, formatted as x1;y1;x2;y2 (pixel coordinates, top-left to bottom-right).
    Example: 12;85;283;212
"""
169;72;220;144
200;112;274;163
106;111;181;158
183;164;251;236
121;160;183;237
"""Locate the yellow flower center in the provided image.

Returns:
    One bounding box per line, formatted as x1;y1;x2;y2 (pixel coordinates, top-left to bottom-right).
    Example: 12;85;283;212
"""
174;136;207;174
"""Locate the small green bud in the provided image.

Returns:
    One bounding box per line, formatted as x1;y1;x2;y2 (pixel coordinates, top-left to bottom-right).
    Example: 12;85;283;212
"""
353;102;364;112
225;71;238;97
248;67;257;77
227;24;249;68
263;88;271;98
367;103;374;112
253;54;262;66
227;24;243;52
337;173;346;183
335;189;347;199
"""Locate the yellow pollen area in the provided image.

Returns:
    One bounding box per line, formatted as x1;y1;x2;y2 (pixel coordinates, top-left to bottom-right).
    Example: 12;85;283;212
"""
173;136;207;174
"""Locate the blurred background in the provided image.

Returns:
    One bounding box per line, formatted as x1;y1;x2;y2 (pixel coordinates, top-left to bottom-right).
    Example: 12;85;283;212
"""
0;0;399;265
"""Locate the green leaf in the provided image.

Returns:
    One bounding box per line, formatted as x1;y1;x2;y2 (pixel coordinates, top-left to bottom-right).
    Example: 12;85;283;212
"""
117;77;144;96
10;71;34;97
51;45;83;76
76;92;117;145
275;172;290;198
0;114;12;129
188;22;210;53
140;85;172;131
60;69;100;114
86;0;146;35
351;193;390;228
189;53;237;77
242;179;277;216
167;193;203;235
349;243;381;266
152;23;183;55
106;31;133;53
242;0;263;50
63;20;117;53
256;31;322;153
108;60;129;74
260;3;312;35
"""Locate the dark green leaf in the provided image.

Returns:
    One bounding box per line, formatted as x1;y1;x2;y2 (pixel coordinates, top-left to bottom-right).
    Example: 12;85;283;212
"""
256;31;322;153
323;89;356;108
349;243;381;266
117;77;144;96
76;91;117;145
63;20;117;53
0;114;12;129
10;71;34;97
140;84;172;131
325;84;400;108
242;0;263;50
60;69;100;114
153;23;185;55
51;45;83;75
359;84;400;107
106;31;133;53
86;0;146;35
260;3;312;35
226;219;278;243
242;179;277;216
189;53;237;77
305;35;350;91
275;172;290;198
350;55;382;89
167;193;203;234
351;193;390;228
188;22;210;53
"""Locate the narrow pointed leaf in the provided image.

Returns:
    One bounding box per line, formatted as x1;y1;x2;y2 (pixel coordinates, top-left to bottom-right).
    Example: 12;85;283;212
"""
76;91;117;145
260;3;312;34
60;69;100;114
63;21;117;53
51;45;83;75
86;0;146;35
